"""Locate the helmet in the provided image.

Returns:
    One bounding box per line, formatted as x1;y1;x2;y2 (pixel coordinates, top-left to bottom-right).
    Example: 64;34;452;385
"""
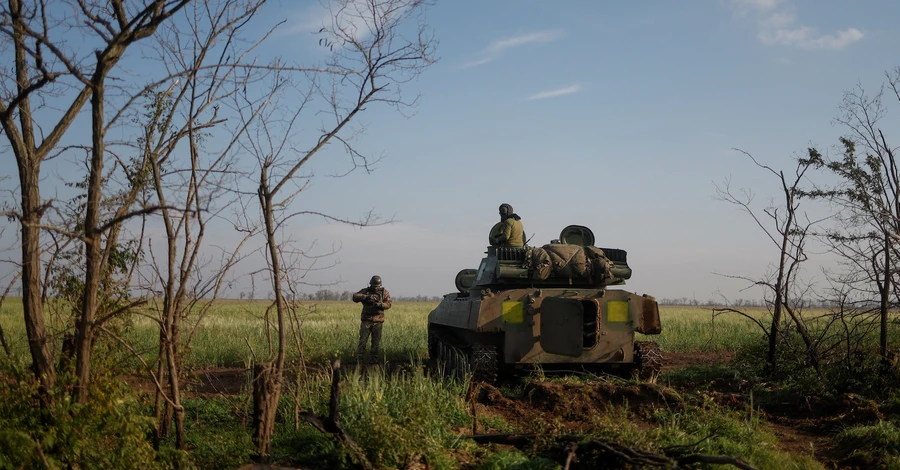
369;275;382;286
499;203;513;216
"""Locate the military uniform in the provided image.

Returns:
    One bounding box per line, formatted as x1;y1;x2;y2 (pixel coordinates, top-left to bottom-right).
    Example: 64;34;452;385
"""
489;203;526;247
352;276;392;363
490;218;525;246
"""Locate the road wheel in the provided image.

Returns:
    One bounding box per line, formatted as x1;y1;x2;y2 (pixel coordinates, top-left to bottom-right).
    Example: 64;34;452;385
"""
427;329;439;373
633;341;663;380
471;345;499;384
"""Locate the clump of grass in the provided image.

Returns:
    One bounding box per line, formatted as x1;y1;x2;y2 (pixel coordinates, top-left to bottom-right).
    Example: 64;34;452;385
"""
178;397;254;470
278;362;470;469
835;420;900;466
476;449;560;470
650;402;823;470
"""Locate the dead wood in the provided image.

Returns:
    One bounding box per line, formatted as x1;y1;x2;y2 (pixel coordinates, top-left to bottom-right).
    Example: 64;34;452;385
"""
563;441;577;470
297;359;373;470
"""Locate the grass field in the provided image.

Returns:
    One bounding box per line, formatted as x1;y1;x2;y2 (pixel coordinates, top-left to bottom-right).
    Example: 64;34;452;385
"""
0;297;769;367
1;297;892;469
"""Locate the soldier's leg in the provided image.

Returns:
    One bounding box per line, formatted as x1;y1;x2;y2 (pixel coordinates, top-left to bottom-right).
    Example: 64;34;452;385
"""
356;321;370;362
369;321;383;362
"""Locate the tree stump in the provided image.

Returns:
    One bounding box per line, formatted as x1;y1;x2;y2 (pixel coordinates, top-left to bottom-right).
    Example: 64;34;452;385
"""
252;362;280;460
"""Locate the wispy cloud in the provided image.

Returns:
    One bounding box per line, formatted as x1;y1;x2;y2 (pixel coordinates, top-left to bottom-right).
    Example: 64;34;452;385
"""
486;31;562;55
461;30;563;69
759;26;864;50
281;2;400;42
731;0;863;50
525;84;582;101
460;57;494;69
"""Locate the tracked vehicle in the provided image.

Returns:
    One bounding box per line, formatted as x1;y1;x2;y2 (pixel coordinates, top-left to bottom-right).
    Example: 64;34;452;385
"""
427;225;662;382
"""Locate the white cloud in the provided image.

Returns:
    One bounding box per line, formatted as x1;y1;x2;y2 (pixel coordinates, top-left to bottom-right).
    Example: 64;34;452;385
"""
758;26;864;50
525;84;582;101
486;31;562;55
461;30;563;69
732;0;863;51
460;57;494;69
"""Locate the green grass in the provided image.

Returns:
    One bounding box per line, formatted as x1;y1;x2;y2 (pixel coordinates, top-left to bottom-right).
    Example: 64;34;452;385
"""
639;305;767;351
834;421;900;468
649;402;823;470
0;299;781;369
0;298;893;468
0;298;436;368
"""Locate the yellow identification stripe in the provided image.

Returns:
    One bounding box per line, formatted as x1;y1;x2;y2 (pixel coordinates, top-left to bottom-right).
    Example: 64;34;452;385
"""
502;301;524;324
607;300;629;323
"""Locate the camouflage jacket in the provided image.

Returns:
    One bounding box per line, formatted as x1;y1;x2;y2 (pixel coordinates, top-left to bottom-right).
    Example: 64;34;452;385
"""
352;286;392;322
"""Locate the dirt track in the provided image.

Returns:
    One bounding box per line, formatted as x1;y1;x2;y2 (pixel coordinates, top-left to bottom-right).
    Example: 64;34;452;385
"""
154;351;859;468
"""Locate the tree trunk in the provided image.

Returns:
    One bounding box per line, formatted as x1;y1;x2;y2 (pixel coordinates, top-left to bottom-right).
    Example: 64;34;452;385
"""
767;301;782;373
165;316;185;449
7;0;56;389
767;176;796;375
881;230;890;370
253;179;286;459
252;361;279;461
20;163;55;391
75;81;108;403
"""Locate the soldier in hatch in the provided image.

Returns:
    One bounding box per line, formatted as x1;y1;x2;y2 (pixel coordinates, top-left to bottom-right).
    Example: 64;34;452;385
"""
352;275;392;363
489;203;525;247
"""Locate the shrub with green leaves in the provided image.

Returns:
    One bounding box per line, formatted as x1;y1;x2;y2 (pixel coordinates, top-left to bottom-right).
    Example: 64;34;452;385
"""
0;365;168;470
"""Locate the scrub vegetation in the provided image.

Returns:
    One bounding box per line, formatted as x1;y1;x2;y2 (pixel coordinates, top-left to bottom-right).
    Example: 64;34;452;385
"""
2;301;899;469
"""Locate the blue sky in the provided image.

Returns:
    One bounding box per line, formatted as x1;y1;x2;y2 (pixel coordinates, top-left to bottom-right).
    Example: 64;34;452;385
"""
3;0;900;302
250;0;900;300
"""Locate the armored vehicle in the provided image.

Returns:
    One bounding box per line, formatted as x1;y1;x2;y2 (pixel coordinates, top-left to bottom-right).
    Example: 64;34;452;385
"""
427;225;662;382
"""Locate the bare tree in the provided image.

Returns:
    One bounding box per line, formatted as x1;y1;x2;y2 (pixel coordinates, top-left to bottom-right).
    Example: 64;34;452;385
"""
0;0;196;398
235;0;436;458
802;71;900;368
715;151;823;374
116;0;276;448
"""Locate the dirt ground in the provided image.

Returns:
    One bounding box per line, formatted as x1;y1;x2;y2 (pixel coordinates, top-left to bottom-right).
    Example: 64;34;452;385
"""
156;352;875;469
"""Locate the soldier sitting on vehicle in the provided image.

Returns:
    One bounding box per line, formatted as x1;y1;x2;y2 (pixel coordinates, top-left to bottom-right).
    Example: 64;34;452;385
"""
489;203;525;247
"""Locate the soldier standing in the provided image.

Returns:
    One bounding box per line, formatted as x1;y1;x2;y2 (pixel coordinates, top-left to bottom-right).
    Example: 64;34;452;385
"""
489;203;526;247
352;275;392;363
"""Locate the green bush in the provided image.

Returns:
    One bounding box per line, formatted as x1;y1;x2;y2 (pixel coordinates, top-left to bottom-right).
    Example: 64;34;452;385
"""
0;366;166;470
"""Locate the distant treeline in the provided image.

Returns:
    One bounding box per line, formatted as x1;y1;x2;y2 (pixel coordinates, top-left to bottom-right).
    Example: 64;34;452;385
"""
233;291;847;306
237;289;443;302
658;297;841;308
